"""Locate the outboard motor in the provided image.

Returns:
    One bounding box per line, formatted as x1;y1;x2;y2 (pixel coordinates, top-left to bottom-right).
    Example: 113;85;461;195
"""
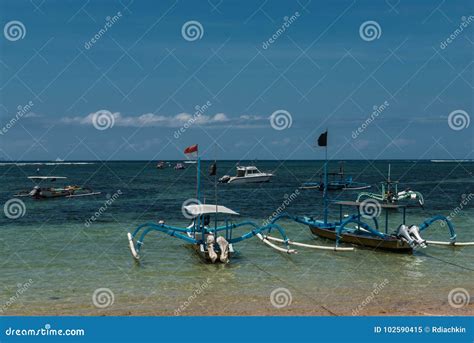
29;186;41;198
206;235;218;263
396;224;416;247
408;225;427;248
218;175;231;183
216;236;230;263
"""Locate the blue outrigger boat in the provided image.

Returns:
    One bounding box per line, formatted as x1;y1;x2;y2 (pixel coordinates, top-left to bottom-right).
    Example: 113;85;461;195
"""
127;145;352;264
269;132;472;253
300;162;371;191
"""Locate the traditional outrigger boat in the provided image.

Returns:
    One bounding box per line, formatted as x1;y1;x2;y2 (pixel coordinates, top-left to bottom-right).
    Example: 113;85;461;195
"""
15;176;101;199
127;145;353;264
356;164;424;206
271;132;473;253
300;162;370;191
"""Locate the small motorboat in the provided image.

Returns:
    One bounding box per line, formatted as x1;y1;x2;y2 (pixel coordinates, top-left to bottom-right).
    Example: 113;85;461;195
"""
15;176;101;199
174;163;185;170
156;161;166;169
219;166;273;184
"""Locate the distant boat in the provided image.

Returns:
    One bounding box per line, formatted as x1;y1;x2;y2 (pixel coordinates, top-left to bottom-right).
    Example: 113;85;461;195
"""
15;176;100;199
55;157;64;162
356;164;424;207
156;161;166;169
300;162;370;191
219;166;273;184
174;163;185;170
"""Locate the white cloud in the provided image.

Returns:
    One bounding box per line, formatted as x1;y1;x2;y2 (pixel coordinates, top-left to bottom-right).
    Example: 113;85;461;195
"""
62;110;266;128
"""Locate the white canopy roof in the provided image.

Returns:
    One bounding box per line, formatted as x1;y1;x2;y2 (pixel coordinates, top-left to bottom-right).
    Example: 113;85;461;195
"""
184;204;239;217
236;166;258;170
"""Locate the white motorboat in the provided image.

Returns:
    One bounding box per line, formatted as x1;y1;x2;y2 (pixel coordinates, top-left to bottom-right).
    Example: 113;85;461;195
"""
219;166;273;184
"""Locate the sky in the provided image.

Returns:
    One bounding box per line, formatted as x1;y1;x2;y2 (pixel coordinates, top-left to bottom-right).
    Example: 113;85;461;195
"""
0;0;473;160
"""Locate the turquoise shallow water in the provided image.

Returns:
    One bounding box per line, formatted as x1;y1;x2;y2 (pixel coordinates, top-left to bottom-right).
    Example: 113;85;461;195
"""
1;160;473;315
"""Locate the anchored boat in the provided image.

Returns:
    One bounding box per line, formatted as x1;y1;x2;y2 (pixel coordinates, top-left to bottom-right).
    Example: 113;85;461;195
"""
127;144;351;264
300;162;370;191
272;131;473;253
356;164;424;206
15;176;100;199
219;166;273;184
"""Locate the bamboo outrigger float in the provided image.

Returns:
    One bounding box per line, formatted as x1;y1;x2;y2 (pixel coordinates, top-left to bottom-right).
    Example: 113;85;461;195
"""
127;144;353;264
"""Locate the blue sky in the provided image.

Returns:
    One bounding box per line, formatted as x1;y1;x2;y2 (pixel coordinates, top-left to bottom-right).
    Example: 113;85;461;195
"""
0;0;472;160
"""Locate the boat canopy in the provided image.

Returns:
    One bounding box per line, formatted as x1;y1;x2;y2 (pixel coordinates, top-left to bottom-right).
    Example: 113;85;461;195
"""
184;204;239;216
236;166;259;171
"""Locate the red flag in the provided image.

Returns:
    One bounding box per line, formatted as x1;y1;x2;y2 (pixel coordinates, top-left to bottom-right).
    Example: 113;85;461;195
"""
184;144;198;154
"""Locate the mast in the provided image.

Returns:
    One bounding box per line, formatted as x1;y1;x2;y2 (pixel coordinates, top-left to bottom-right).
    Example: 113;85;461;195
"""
387;163;391;193
196;153;201;202
323;132;328;225
214;144;218;236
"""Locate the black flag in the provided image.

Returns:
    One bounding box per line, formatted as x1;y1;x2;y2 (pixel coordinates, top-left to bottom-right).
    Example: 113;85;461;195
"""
209;162;217;176
317;131;328;147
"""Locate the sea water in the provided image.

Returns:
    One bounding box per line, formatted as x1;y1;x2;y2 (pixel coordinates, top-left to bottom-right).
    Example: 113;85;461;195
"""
1;160;473;315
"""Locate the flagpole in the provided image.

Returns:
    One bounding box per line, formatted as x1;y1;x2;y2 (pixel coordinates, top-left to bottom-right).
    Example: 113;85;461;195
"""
323;131;328;225
196;150;201;202
214;144;218;235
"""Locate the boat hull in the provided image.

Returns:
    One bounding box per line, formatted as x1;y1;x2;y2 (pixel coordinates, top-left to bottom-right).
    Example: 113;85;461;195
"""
309;225;413;253
227;175;272;184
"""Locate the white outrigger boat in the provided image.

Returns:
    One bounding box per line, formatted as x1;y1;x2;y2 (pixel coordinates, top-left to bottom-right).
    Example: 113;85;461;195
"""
127;145;353;264
15;176;101;199
219;166;273;184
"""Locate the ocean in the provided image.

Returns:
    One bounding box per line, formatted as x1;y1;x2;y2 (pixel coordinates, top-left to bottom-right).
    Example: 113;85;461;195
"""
1;160;473;315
